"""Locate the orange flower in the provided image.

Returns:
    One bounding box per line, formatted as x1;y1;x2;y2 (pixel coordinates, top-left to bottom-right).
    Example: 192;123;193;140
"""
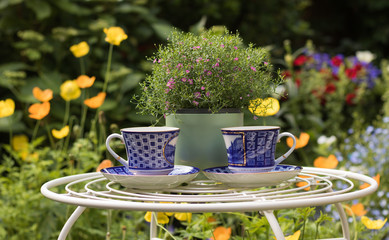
84;92;106;109
287;132;309;149
296;175;317;191
313;154;338;169
211;226;231;240
32;87;53;102
360;174;380;189
96;159;113;172
75;75;96;88
346;203;367;217
28;101;50;120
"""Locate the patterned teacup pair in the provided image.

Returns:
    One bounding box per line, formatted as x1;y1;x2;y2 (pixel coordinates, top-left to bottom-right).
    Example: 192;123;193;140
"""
106;126;296;175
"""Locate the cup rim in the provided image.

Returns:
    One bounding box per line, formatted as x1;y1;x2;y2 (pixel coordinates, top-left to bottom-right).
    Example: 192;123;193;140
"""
120;126;180;133
221;126;280;131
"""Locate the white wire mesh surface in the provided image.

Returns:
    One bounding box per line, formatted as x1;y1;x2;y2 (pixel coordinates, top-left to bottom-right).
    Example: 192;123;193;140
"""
41;167;378;213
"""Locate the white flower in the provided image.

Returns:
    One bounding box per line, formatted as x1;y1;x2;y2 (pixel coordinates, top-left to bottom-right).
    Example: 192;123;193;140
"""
317;135;336;145
356;50;376;63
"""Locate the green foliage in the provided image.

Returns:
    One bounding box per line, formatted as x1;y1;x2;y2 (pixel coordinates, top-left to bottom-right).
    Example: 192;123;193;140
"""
136;27;283;117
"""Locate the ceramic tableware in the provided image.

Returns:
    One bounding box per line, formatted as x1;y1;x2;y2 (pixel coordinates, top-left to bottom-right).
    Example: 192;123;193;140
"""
106;127;180;175
203;165;302;188
221;126;296;173
101;165;199;189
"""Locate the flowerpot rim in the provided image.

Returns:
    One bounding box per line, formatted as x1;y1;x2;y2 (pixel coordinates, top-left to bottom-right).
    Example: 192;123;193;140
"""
173;108;242;114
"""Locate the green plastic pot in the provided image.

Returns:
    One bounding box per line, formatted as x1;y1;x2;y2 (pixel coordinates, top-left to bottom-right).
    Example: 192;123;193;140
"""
166;109;244;171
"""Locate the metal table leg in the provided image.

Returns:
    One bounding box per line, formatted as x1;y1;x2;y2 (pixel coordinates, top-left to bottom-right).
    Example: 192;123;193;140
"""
261;210;285;240
58;206;86;240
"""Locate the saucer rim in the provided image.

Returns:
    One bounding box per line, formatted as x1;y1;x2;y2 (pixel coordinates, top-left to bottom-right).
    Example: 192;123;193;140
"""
101;164;200;177
203;164;302;175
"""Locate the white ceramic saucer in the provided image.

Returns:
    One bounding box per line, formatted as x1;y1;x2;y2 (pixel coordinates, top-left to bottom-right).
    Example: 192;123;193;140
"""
203;165;302;188
101;165;200;189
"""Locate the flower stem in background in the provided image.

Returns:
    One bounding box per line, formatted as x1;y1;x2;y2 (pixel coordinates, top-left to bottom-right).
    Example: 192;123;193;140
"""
8;116;13;146
32;120;40;142
79;89;88;138
80;57;86;75
103;44;113;93
63;100;70;126
45;123;55;149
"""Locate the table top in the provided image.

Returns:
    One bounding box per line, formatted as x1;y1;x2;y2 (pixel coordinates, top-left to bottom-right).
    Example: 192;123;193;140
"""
41;167;378;213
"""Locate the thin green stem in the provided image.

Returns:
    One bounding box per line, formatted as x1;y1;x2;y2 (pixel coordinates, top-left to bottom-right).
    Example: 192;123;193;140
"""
152;212;177;240
80;57;86;75
63;100;70;126
79;89;88;138
32;120;40;142
8;116;13;146
45;122;55;149
103;44;114;93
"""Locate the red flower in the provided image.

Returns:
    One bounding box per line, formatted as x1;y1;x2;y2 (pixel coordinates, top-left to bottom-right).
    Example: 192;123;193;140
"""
295;78;301;87
346;93;356;105
325;83;336;94
294;55;307;66
346;64;363;79
281;70;291;78
331;56;343;67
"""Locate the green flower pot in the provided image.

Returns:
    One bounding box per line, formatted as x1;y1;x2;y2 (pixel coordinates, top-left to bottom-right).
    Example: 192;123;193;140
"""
166;109;244;171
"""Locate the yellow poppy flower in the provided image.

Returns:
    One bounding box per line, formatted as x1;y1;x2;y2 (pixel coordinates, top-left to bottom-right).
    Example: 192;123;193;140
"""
0;98;15;118
144;212;170;224
75;75;96;88
211;226;231;240
313;154;338;169
104;27;128;46
96;159;113;172
28;101;50;120
287;132;309;149
33;87;53;102
361;216;387;230
52;125;69;139
174;212;192;223
84;92;106;109
248;97;280;117
346;203;367;217
285;230;301;240
12;134;29;152
69;41;90;58
60;80;81;101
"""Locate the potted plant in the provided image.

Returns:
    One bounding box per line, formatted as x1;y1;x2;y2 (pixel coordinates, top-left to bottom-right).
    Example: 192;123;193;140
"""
136;27;283;170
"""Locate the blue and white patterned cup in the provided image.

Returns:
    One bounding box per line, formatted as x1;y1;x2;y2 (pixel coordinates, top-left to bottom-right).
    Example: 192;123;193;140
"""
221;126;296;173
106;127;180;175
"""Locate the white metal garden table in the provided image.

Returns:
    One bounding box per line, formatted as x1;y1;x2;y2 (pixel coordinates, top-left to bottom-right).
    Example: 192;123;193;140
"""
41;167;378;240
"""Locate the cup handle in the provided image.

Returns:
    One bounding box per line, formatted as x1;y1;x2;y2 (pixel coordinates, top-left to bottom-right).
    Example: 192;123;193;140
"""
274;132;296;165
106;133;129;168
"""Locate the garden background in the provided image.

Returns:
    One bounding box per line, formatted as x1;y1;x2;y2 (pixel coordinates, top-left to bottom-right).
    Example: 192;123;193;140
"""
1;0;389;239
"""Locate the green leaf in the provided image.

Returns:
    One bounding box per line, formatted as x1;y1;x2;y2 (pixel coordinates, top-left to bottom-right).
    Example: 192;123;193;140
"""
26;0;51;20
120;73;144;93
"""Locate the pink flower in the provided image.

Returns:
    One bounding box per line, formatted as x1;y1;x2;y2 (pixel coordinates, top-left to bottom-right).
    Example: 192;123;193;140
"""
188;79;193;85
207;71;212;76
206;92;210;97
201;86;205;90
186;70;190;73
220;44;225;48
194;92;201;98
234;57;239;61
250;66;257;72
234;46;238;50
193;100;199;106
181;78;187;82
